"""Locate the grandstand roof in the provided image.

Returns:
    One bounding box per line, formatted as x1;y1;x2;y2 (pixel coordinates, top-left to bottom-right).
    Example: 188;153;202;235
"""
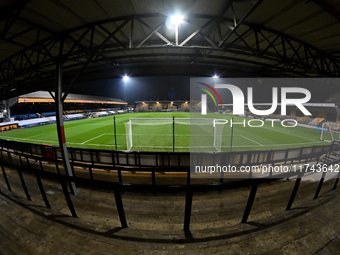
221;103;337;108
135;100;192;103
16;91;127;105
0;1;340;100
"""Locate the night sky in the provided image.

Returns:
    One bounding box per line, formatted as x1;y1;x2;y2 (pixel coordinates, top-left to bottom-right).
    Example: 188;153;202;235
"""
70;76;339;105
70;76;190;104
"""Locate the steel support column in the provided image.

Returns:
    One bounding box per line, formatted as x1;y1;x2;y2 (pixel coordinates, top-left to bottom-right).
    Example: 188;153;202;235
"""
55;61;77;195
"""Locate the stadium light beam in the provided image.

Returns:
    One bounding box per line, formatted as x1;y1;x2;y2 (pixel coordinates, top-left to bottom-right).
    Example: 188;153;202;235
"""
168;14;184;46
213;75;219;79
122;75;130;112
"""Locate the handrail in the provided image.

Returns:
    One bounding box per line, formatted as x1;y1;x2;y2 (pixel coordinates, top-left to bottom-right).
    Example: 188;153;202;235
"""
0;138;340;232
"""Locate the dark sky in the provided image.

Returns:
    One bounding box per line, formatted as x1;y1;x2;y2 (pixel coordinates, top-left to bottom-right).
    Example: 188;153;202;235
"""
70;76;190;104
70;76;339;105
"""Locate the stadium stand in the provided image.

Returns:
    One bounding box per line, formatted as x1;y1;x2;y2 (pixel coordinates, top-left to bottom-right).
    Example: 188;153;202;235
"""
93;111;110;117
5;91;126;121
66;113;87;121
135;101;198;112
0;91;128;130
0;107;127;130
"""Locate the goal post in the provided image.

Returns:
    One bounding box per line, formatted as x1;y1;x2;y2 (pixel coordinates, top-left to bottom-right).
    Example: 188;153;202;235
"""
321;122;334;143
213;119;228;151
125;120;133;151
124;117;227;151
321;122;340;143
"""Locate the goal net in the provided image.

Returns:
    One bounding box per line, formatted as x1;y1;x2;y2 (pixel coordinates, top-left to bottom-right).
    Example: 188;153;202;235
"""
125;118;226;152
321;122;340;143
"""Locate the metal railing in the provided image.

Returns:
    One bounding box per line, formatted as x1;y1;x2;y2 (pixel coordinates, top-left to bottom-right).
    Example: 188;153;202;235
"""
0;138;340;232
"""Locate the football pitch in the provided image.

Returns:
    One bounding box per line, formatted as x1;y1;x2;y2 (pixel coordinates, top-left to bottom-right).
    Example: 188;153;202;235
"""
0;112;331;152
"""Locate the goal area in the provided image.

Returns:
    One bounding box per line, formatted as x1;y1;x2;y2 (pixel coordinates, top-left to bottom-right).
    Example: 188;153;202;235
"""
125;118;226;152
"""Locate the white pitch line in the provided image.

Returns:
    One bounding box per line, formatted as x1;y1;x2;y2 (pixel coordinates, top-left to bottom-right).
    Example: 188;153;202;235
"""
27;133;52;139
221;141;325;148
65;125;82;129
66;140;327;148
81;134;106;145
0;136;55;144
261;125;319;142
68;142;119;147
240;135;263;146
0;136;327;149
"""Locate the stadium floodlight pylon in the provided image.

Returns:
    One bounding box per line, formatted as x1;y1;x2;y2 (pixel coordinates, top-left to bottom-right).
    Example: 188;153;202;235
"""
125;118;226;151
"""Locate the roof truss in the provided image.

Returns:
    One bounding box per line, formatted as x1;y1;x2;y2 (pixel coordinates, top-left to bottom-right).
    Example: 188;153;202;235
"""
0;0;339;97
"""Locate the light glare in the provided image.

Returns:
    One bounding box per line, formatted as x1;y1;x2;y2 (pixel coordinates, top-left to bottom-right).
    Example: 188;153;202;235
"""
123;75;130;82
170;14;184;26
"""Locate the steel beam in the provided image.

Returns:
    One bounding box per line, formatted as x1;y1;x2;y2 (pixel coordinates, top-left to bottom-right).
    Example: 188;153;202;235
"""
1;11;339;91
55;41;77;195
311;0;340;22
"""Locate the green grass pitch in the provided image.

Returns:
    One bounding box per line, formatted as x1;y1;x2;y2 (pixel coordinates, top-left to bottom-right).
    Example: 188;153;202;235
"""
0;112;330;152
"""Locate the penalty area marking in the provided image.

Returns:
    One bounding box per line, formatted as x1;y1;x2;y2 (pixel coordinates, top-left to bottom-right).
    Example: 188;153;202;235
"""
81;134;106;145
240;135;263;146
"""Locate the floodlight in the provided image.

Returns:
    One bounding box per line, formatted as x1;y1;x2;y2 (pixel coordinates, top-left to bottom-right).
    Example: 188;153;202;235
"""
213;75;219;79
185;101;188;104
123;75;130;82
170;14;184;26
156;101;159;104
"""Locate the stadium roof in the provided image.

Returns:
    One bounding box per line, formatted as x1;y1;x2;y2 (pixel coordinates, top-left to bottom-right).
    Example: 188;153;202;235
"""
0;0;340;100
16;91;127;105
221;103;336;107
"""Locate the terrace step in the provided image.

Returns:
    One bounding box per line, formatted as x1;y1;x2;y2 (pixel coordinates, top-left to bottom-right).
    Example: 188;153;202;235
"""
1;165;340;254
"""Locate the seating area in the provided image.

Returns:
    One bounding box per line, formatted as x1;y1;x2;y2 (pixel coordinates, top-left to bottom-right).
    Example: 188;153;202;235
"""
1;108;126;130
12;113;39;120
135;101;193;112
66;113;87;121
